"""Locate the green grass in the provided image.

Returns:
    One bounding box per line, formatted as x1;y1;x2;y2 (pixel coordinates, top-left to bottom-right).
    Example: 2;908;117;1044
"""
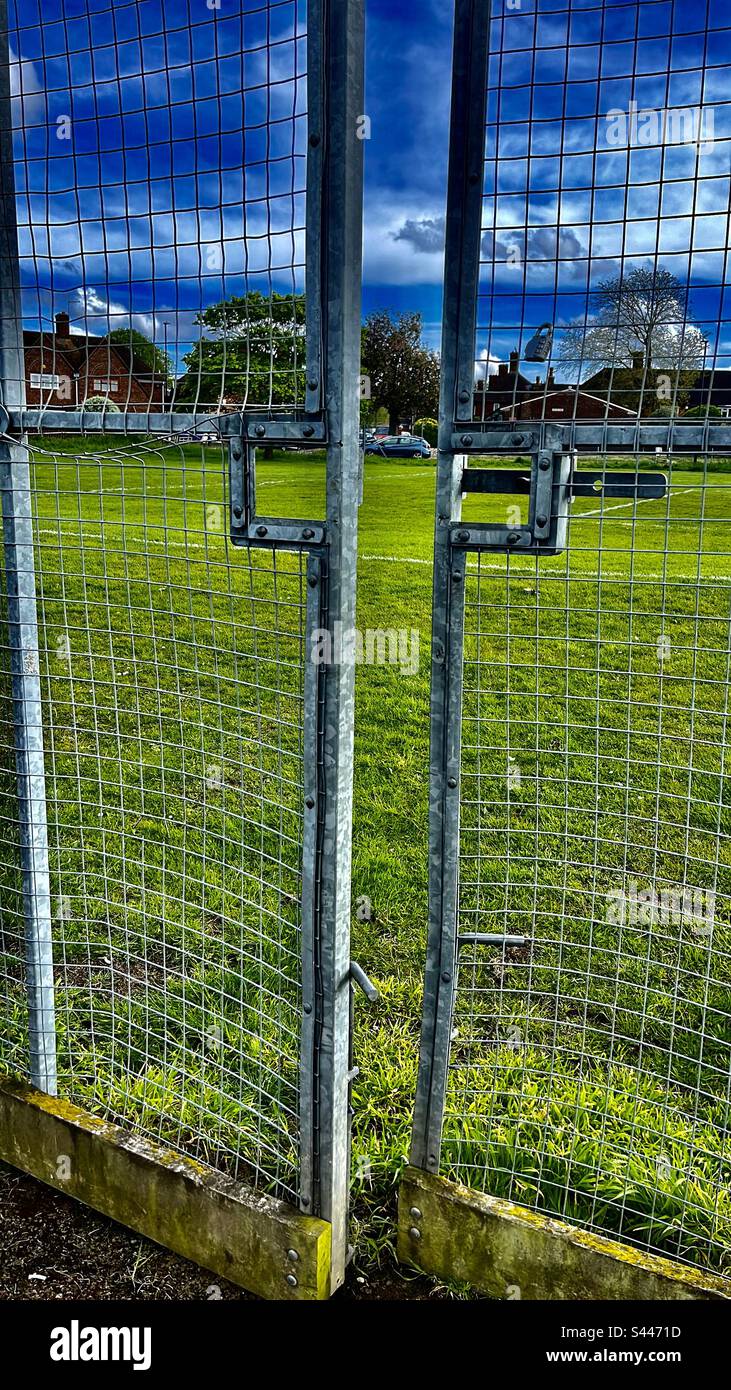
0;437;730;1275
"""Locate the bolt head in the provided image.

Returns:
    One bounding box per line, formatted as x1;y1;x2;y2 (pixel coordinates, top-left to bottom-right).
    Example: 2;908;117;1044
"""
507;531;520;545
302;528;315;540
447;776;457;789
452;570;462;583
307;379;319;391
539;458;550;471
232;505;243;520
461;434;473;447
456;529;470;542
302;425;315;438
410;1207;422;1220
409;1226;422;1241
287;1248;300;1263
536;514;547;527
286;1273;298;1287
256;525;268;537
254;424;266;438
459;389;470;403
305;796;315;809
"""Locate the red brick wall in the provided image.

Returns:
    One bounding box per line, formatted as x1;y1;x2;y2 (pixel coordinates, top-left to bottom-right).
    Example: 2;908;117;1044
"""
24;348;75;407
516;392;635;420
24;343;167;411
81;345;166;409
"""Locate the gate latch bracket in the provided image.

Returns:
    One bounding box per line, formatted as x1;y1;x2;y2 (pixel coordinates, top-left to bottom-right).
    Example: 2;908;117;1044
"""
451;454;667;556
228;416;327;549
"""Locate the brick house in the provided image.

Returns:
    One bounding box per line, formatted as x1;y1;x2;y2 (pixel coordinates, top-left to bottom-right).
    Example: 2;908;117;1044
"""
686;369;731;416
473;350;530;419
501;386;636;421
23;312;170;411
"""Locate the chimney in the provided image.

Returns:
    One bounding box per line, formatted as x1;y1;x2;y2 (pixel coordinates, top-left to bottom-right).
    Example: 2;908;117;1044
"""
509;350;519;372
547;367;555;388
55;311;70;337
497;361;508;377
631;350;645;372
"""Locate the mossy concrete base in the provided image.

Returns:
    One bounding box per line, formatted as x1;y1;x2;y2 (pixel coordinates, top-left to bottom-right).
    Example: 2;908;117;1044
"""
0;1075;331;1300
399;1166;730;1301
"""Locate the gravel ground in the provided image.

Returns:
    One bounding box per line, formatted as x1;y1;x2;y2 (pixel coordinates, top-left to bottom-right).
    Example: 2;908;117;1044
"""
0;1162;442;1302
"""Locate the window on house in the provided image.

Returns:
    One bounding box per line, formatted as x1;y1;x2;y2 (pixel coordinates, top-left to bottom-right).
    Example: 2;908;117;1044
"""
30;372;62;391
93;379;119;392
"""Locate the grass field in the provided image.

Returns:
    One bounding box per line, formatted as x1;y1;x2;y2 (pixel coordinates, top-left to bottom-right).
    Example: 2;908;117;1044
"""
0;437;729;1276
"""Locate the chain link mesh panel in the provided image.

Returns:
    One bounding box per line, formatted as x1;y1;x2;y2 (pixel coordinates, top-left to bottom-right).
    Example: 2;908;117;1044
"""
412;0;731;1288
0;0;330;1215
8;0;308;415
0;435;314;1202
449;461;731;1275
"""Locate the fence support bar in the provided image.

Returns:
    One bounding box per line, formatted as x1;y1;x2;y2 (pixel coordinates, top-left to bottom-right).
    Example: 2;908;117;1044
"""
0;0;56;1094
0;453;57;1094
314;0;365;1294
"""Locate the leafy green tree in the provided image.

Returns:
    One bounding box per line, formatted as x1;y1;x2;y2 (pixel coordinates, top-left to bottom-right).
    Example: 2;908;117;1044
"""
176;292;306;406
361;311;440;433
101;329;173;386
414;416;438;446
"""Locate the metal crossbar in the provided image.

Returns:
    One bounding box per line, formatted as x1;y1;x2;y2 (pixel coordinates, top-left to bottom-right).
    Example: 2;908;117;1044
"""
411;0;731;1286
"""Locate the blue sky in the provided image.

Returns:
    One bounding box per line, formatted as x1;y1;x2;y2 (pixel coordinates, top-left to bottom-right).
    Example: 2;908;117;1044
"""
8;0;731;374
362;0;453;348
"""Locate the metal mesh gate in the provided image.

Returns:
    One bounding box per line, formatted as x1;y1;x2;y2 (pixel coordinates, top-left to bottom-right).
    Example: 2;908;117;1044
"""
450;469;731;1272
0;0;364;1296
6;439;313;1199
409;0;731;1287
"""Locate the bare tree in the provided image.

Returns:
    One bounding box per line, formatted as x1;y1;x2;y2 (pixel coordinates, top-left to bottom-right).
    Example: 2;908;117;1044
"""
559;267;707;377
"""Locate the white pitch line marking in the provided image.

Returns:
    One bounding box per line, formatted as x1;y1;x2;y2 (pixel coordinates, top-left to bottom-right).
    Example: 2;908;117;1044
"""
577;485;698;518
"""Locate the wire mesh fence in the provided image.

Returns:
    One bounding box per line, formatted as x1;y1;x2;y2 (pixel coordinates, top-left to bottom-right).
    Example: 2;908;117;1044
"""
0;0;355;1232
0;436;314;1202
410;0;731;1288
8;0;308;415
449;463;731;1274
473;0;731;430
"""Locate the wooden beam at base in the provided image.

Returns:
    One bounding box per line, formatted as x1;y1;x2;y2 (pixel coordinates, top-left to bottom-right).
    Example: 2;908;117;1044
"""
398;1166;730;1301
0;1075;331;1301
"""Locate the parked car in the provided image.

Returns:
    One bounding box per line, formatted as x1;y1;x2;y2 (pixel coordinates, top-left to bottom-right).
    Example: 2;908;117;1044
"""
365;433;432;458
